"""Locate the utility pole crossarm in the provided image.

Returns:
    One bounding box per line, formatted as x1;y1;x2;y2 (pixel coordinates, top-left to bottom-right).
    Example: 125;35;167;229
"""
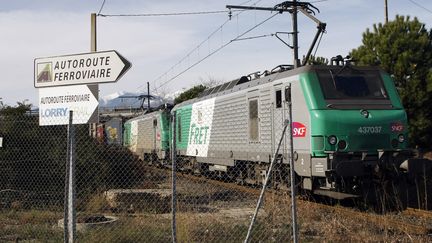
226;5;284;12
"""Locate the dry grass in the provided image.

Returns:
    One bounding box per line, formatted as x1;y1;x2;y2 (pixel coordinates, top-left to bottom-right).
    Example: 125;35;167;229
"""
1;166;431;242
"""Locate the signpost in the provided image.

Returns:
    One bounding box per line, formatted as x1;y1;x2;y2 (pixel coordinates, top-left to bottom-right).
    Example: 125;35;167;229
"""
34;50;131;88
35;50;131;126
34;50;130;242
38;85;99;126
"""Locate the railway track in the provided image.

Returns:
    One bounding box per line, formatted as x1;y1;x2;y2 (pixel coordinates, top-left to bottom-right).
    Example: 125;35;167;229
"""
403;207;432;220
303;201;432;236
144;163;432;236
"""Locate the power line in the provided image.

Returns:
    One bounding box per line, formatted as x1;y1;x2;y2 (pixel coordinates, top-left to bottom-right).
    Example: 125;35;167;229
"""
146;0;266;92
154;12;280;91
407;0;432;15
98;10;239;17
97;0;106;15
232;33;274;42
96;0;265;92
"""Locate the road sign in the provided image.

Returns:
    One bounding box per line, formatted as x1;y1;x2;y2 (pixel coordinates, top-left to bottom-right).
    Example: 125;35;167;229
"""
39;85;99;126
34;50;131;88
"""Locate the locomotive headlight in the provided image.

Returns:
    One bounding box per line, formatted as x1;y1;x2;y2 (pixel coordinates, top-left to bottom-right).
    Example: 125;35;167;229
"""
398;134;405;143
328;135;337;145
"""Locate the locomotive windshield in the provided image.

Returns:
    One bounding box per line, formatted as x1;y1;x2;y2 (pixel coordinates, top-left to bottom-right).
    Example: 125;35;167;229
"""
316;68;392;109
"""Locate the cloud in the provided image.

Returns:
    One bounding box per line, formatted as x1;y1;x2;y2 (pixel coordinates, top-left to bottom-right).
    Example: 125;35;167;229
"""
0;10;90;105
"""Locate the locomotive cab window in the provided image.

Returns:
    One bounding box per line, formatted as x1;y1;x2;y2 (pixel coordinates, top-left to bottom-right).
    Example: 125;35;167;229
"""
317;68;392;109
249;99;260;142
275;90;282;108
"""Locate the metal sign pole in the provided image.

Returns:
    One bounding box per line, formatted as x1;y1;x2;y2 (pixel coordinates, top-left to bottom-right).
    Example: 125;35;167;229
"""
64;111;76;243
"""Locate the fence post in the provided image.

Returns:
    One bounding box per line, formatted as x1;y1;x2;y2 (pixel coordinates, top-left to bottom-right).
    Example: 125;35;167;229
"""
64;111;76;243
287;84;299;243
244;119;289;243
171;111;177;243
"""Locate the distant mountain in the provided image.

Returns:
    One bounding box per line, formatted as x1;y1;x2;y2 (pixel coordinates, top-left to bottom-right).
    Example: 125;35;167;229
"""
99;91;175;112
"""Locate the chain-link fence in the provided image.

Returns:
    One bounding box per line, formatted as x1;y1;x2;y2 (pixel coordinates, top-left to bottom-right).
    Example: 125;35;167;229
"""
1;103;432;242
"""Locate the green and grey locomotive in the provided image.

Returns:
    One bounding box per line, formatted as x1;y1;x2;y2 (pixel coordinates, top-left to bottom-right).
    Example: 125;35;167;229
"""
124;63;429;206
122;0;432;206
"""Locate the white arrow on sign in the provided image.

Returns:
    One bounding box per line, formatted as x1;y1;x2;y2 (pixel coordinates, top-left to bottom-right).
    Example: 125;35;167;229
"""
34;50;131;88
38;85;99;126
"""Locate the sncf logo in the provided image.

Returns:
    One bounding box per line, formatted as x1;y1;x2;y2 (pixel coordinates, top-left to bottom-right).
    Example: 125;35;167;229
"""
390;122;404;132
292;122;307;137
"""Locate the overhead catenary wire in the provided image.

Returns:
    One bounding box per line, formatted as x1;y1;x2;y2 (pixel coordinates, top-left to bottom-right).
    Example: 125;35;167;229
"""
147;0;267;92
97;0;106;15
96;0;285;93
407;0;432;15
98;10;241;17
96;0;332;95
96;0;243;17
146;18;232;91
232;33;275;42
95;0;266;93
149;0;335;92
138;0;265;92
154;12;280;91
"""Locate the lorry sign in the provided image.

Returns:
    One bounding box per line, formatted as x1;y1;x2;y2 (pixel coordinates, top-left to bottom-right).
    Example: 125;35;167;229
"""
38;85;98;125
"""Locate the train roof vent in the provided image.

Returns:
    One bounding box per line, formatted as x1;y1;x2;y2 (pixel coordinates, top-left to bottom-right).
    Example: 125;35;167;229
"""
202;87;215;96
199;89;211;97
226;79;238;89
219;81;231;92
199;79;238;98
209;84;224;95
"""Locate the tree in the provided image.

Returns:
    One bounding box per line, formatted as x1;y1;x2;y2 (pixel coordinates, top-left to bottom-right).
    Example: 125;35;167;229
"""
0;102;145;206
351;15;432;148
174;84;207;104
0;100;31;116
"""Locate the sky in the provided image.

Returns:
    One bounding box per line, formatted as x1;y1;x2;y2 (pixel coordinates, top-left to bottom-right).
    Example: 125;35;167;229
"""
1;0;431;107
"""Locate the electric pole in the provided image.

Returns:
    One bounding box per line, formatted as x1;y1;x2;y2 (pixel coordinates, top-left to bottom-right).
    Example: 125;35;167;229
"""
384;0;388;24
147;82;150;111
91;13;97;52
90;13;99;137
292;0;300;67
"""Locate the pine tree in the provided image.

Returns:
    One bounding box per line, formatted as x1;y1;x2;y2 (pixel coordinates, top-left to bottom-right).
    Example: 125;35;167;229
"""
174;84;207;104
351;15;432;148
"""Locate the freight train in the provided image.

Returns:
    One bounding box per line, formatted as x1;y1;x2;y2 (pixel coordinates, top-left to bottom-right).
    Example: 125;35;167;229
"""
122;62;431;207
